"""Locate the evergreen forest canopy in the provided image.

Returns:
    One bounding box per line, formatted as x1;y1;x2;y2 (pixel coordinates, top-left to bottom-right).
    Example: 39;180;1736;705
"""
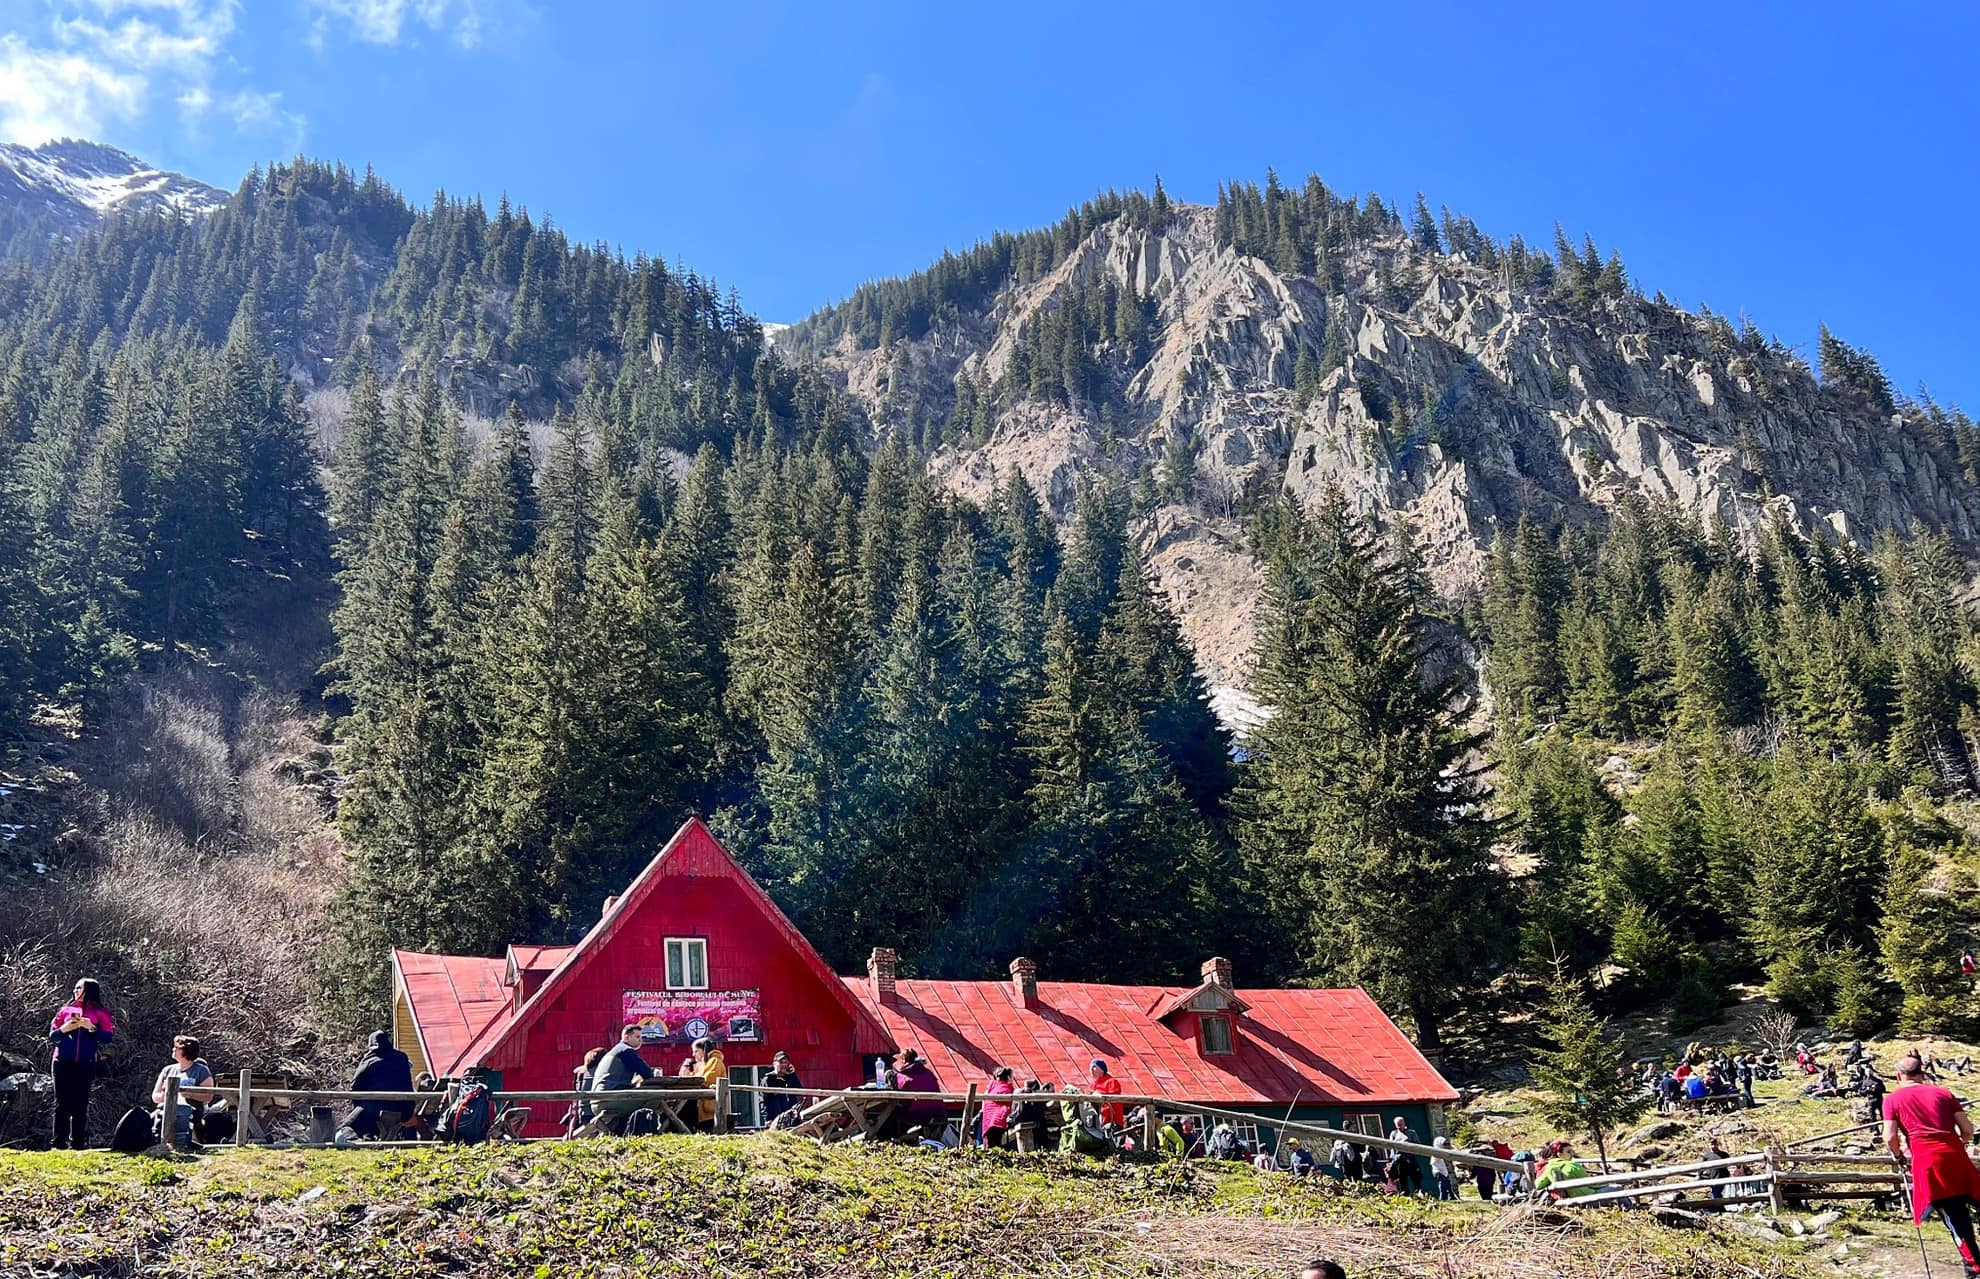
0;156;1975;1057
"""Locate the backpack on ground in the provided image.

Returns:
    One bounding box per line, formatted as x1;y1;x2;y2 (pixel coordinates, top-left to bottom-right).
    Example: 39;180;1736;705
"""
622;1108;659;1137
438;1081;494;1144
110;1107;155;1153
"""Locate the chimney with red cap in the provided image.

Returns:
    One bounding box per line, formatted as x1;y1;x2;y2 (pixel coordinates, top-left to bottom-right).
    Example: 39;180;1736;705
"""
867;947;898;1005
1010;956;1038;1008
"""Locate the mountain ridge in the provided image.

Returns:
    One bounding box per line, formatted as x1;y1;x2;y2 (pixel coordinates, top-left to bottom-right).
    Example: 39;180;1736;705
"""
793;190;1980;700
0;138;227;246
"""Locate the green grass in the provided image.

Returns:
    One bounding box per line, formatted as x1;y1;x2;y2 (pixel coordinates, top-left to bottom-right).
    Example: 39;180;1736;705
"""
0;1137;1831;1278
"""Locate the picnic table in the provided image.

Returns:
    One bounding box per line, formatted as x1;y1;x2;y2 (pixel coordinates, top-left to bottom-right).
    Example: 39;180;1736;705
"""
785;1091;901;1144
576;1077;706;1136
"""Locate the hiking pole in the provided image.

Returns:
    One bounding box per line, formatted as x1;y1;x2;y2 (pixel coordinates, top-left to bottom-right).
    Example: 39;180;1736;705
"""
1903;1164;1934;1279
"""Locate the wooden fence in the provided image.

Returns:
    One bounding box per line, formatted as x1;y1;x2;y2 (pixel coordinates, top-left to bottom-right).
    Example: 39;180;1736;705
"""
162;1071;1903;1217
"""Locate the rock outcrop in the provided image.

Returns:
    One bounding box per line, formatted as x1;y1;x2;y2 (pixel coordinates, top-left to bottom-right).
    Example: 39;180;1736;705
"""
806;204;1980;706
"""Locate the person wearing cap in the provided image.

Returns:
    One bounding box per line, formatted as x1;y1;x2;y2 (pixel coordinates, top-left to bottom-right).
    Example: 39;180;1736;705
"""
1087;1058;1125;1128
761;1051;802;1126
1283;1136;1316;1176
1884;1049;1980;1276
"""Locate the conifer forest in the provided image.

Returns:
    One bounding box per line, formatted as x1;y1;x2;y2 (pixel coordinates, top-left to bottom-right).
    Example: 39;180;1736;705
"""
2;157;1977;1071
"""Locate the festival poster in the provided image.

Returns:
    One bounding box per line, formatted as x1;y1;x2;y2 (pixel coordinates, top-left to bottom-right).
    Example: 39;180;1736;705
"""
622;989;762;1045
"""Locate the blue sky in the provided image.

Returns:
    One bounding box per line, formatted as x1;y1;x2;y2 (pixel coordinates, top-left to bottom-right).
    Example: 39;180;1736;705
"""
3;0;1975;405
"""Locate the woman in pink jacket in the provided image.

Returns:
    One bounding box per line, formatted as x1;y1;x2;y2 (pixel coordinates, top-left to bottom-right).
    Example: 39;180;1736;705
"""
49;978;115;1149
979;1066;1016;1148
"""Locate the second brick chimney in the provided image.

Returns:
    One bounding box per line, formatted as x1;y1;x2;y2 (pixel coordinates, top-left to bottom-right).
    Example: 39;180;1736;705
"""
867;947;898;1005
1201;956;1234;990
1009;956;1038;1008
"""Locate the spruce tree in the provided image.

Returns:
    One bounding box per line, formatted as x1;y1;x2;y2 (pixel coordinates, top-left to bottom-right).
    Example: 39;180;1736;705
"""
1531;969;1649;1167
1237;494;1505;1050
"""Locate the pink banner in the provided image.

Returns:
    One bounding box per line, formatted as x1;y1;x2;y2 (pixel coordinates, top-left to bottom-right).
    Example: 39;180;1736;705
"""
622;989;762;1045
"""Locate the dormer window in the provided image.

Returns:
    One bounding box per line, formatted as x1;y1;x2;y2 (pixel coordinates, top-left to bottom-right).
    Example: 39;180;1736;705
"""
666;937;708;990
1201;1014;1234;1055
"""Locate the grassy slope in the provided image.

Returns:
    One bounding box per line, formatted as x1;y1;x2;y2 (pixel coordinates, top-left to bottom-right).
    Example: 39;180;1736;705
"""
0;1138;1829;1279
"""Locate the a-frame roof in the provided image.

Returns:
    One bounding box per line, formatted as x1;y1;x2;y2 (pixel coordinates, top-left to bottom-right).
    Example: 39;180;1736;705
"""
449;816;893;1073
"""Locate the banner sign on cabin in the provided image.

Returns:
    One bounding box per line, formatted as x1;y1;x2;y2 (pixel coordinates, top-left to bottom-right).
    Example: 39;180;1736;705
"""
622;989;762;1045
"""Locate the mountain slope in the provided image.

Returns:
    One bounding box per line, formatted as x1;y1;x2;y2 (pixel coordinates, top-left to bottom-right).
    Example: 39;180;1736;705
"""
793;189;1980;698
0;139;226;243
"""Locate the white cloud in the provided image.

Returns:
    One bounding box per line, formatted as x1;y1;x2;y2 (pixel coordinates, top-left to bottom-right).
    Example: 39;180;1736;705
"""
306;0;493;49
0;0;300;147
0;31;146;143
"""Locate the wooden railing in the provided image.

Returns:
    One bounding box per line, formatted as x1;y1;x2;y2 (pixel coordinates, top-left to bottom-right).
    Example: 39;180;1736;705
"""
169;1071;1905;1218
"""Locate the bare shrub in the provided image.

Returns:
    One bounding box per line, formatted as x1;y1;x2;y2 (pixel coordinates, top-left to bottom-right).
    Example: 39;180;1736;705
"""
1754;1009;1798;1058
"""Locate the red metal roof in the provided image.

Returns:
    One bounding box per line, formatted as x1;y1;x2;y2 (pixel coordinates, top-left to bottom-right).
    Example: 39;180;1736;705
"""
393;949;512;1079
842;977;1457;1107
508;944;574;972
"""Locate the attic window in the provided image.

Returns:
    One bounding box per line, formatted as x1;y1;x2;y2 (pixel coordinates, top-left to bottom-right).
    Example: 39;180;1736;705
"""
665;937;708;990
1200;1014;1234;1055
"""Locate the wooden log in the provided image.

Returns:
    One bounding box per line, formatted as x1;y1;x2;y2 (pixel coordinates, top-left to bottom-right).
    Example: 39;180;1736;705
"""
160;1072;179;1148
1565;1175;1763;1208
1774;1171;1906;1186
958;1083;978;1147
1766;1148;1784;1215
236;1070;252;1148
1782;1120;1883;1150
1141;1103;1158;1152
1537;1152;1761;1192
714;1077;730;1135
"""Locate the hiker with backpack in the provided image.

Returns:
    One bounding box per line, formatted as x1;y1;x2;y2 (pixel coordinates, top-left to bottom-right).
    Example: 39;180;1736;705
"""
151;1035;216;1149
344;1030;415;1140
48;977;115;1149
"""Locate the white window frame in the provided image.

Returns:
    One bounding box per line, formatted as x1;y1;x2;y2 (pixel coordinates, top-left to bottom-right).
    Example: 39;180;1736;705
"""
1230;1120;1262;1151
665;937;708;990
1343;1111;1385;1138
1200;1014;1234;1054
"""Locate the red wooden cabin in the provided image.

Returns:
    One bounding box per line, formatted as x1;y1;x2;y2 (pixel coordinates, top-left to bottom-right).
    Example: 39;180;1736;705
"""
396;817;1457;1142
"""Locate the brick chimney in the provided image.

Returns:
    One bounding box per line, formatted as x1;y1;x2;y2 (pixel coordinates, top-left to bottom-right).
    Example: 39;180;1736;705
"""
867;947;898;1005
1009;956;1038;1008
1201;956;1234;990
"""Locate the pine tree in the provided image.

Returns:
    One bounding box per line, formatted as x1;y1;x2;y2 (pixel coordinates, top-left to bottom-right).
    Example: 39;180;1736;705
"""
1237;494;1506;1050
1879;828;1969;1034
1530;969;1649;1167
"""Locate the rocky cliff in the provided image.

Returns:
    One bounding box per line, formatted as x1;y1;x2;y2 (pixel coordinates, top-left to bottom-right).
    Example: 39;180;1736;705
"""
800;202;1980;707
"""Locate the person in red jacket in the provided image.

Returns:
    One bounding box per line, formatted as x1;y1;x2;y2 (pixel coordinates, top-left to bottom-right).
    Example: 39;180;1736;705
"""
48;977;115;1149
1885;1049;1980;1276
1088;1058;1125;1128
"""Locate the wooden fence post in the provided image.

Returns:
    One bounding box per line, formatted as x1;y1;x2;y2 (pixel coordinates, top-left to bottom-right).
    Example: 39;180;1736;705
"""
714;1077;731;1134
1141;1104;1158;1153
160;1073;180;1149
1766;1146;1785;1214
236;1069;252;1147
960;1083;978;1147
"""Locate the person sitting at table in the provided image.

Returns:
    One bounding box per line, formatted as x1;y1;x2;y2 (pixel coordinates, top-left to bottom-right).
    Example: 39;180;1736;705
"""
888;1047;947;1143
1684;1071;1709;1104
345;1030;415;1140
565;1047;606;1132
690;1036;727;1131
588;1024;656;1134
152;1035;217;1149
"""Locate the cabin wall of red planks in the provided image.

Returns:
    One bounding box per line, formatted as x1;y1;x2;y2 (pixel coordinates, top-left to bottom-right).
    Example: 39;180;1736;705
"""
487;872;874;1135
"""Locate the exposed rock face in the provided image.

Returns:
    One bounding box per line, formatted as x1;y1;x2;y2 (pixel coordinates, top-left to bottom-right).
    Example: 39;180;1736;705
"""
811;204;1980;704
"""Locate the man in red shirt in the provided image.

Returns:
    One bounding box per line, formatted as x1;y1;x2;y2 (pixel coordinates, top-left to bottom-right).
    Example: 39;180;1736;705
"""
1088;1058;1125;1128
